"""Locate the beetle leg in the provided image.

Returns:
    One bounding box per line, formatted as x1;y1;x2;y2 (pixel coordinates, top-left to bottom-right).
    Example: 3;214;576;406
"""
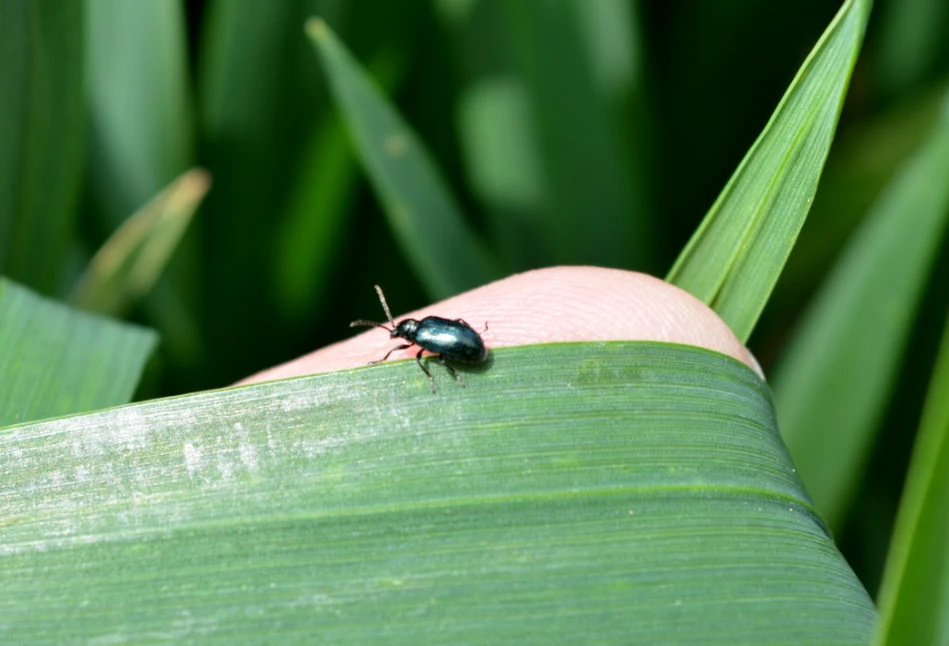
437;355;465;387
415;349;437;393
458;318;489;336
370;343;412;364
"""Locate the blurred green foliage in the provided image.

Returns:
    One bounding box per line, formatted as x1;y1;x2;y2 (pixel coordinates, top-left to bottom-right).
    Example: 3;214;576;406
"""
2;0;949;621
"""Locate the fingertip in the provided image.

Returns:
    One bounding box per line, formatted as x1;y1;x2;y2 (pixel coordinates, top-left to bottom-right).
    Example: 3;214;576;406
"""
239;267;762;384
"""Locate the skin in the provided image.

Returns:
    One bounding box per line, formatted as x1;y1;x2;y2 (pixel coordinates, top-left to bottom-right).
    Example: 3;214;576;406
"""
240;266;763;385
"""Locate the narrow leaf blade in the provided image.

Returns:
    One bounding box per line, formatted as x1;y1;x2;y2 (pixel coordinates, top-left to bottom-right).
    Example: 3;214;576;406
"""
875;0;949;97
874;312;949;645
273;48;407;321
666;0;871;342
85;0;194;226
0;0;84;293
773;91;949;527
306;18;498;299
498;0;648;267
71;169;210;317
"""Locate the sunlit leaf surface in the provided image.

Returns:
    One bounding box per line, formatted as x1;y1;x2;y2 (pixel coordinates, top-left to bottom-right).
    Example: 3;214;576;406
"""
0;344;873;643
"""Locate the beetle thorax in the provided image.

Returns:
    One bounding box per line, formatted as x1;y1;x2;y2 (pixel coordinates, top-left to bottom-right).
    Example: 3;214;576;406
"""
395;318;420;340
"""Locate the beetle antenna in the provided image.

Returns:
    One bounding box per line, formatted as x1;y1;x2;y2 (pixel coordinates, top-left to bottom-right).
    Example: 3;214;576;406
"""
373;284;396;325
349;319;392;331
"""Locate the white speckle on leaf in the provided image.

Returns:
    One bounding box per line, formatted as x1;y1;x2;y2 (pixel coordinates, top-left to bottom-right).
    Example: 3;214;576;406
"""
239;442;259;472
184;443;202;478
265;421;277;452
216;455;234;481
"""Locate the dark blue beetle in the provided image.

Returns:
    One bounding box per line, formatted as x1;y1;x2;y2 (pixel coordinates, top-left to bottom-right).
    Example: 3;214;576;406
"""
350;285;487;393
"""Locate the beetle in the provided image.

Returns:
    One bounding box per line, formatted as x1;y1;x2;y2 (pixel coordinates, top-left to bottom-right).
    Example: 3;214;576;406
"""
350;285;488;393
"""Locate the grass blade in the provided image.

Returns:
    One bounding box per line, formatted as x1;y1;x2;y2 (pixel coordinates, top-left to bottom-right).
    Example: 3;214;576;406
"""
456;77;547;266
0;343;874;642
0;0;84;293
666;0;870;342
441;0;549;268
772;91;944;317
873;312;949;645
875;0;949;97
273;109;357;320
197;0;324;380
498;0;648;267
306;18;498;299
85;0;194;226
71;169;210;317
0;278;157;428
273;53;403;321
773;90;949;528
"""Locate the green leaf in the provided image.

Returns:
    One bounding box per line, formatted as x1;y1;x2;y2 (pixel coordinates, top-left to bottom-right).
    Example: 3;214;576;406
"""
873;312;949;645
666;0;870;342
0;277;157;428
445;0;648;270
306;18;498;299
71;169;210;317
773;91;949;528
0;344;874;642
85;0;194;226
498;0;648;267
456;77;547;263
197;0;327;379
875;0;949;97
773;90;944;316
200;0;294;141
0;0;84;293
273;109;357;320
440;0;550;269
274;53;403;321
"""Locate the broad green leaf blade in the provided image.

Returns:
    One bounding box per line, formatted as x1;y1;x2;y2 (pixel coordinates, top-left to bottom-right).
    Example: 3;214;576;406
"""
306;19;499;299
498;0;648;267
71;169;210;316
85;0;194;227
773;91;949;528
0;344;874;643
874;313;949;645
666;0;870;342
0;0;84;294
0;278;157;428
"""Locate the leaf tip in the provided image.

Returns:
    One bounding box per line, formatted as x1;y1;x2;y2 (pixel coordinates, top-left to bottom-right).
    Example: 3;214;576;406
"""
305;17;327;42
